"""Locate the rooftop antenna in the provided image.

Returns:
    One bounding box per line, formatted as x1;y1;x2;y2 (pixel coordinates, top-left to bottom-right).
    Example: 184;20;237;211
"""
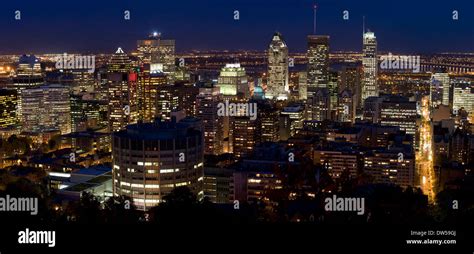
313;3;317;35
362;16;365;35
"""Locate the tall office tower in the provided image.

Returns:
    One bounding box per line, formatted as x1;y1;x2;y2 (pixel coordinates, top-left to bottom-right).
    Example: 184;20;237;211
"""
137;33;176;82
452;80;474;117
196;85;224;155
107;48;138;132
112;119;204;211
361;31;378;103
256;101;280;143
155;84;179;121
137;64;168;122
339;63;362;109
0;89;18;128
430;73;450;108
298;71;308;100
307;88;331;121
13;55;44;120
307;35;329;89
306;35;330;120
267;32;289;100
217;63;250;153
20;84;71;135
217;63;249;99
337;89;355;123
13;55;43;90
231;116;257;158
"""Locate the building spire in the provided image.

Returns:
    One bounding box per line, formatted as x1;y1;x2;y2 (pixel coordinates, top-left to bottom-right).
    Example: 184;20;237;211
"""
313;3;317;35
362;16;365;35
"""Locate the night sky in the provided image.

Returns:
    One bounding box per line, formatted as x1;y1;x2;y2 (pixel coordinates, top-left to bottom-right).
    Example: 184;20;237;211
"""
1;0;473;54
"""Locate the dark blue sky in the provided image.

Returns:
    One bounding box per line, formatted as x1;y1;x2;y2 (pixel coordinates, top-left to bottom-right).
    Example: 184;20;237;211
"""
1;0;473;54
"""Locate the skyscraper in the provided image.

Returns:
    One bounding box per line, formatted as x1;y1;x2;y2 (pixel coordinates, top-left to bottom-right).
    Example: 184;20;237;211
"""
307;35;329;90
196;85;223;155
20;84;71;135
361;31;378;103
137;33;176;83
107;48;138;132
339;63;362;109
13;55;43;91
232;116;257;158
452;79;474;117
298;71;308;100
306;35;330;120
13;55;44;121
267;32;289;100
217;63;249;99
156;84;179;121
256;100;280;143
137;64;168;122
430;73;450;109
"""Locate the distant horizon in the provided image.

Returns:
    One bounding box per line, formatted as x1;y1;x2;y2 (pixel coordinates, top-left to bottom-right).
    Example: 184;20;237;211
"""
2;49;474;56
1;0;473;54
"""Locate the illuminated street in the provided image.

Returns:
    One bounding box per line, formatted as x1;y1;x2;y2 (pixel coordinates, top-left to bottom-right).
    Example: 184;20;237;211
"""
417;96;436;203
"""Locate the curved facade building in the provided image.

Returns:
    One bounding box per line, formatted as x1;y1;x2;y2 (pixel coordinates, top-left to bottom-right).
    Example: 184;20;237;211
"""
112;119;204;211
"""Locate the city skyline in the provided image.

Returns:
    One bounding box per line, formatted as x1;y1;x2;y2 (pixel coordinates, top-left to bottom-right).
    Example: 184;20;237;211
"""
1;0;473;54
0;1;473;251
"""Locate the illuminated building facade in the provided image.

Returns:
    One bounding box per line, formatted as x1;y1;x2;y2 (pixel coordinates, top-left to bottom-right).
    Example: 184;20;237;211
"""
267;32;289;100
107;48;138;132
13;55;44;120
20;84;71;135
256;101;280;143
337;89;355;123
307;35;329;89
363;147;415;189
196;85;223;155
137;33;176;82
156;84;179;121
280;105;304;140
430;73;450;108
0;89;17;128
231;116;257;158
307;35;330;120
112;119;204;211
70;94;107;132
217;64;249;98
339;63;362;109
307;88;331;121
452;79;474;118
137;65;168;122
362;31;378;103
313;148;358;179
